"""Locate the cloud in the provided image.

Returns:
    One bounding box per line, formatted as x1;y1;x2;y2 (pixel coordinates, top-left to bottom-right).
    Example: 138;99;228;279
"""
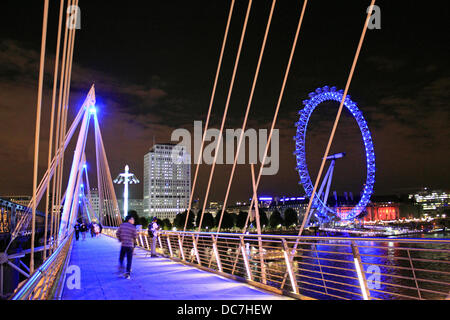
366;56;406;72
0;40;179;197
0;40;448;201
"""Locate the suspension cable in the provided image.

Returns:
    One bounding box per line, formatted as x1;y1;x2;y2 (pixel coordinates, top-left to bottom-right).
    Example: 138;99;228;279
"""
216;0;276;233
197;0;253;233
44;0;65;260
30;0;49;274
55;0;76;243
51;0;72;249
182;0;236;233
298;0;376;236
242;0;309;234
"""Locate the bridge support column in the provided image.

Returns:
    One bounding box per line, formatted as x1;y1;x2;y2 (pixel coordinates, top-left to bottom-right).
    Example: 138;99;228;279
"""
177;235;185;261
351;241;370;300
58;106;91;242
192;235;201;265
282;239;299;294
158;235;163;251
240;236;252;281
212;236;223;272
144;234;150;250
167;236;173;257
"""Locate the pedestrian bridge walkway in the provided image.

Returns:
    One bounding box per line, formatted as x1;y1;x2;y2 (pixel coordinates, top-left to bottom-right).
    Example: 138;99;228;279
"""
61;235;290;300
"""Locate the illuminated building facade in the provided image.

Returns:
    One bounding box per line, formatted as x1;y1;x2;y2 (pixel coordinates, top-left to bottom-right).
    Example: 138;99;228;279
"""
337;196;400;222
90;188;99;216
143;144;191;221
363;204;400;222
409;189;449;215
89;188;115;223
0;195;31;207
268;196;308;218
265;194;402;222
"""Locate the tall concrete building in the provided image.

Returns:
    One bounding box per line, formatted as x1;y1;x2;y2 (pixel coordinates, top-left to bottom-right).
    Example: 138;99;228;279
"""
90;188;100;216
143;143;191;221
90;188;121;223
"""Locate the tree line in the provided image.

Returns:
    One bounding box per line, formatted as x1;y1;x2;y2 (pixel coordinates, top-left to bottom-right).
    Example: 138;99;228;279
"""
130;208;301;232
172;208;300;231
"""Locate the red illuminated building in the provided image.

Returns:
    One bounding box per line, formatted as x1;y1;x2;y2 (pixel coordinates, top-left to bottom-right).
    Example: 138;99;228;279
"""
335;196;401;222
364;204;400;221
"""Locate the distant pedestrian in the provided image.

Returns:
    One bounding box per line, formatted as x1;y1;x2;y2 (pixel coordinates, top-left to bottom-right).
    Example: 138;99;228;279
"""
149;217;160;257
116;215;137;279
89;223;95;238
74;221;81;241
94;223;100;237
80;221;87;240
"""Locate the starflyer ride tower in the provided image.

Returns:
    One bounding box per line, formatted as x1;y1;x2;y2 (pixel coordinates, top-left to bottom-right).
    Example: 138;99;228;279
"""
114;165;140;219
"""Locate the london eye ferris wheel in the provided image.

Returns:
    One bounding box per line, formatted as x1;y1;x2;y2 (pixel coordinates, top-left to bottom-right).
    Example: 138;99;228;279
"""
294;85;376;223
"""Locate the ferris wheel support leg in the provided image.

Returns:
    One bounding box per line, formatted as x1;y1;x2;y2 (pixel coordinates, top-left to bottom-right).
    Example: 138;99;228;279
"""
305;161;334;227
322;160;336;217
316;162;333;204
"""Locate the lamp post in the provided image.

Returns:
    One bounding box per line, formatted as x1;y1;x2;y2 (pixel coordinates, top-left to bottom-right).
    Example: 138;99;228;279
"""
114;165;140;219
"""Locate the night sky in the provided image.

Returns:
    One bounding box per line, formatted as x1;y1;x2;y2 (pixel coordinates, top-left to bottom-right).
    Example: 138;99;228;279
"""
0;1;448;204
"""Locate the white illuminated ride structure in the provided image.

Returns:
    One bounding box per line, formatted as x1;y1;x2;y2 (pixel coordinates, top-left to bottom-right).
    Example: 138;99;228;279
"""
114;165;140;218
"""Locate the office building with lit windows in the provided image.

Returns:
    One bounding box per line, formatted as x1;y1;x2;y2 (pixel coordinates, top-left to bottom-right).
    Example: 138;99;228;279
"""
143;143;191;221
409;189;449;215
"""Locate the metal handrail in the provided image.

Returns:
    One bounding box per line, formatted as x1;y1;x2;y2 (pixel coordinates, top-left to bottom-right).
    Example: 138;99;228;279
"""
11;232;74;300
103;228;450;300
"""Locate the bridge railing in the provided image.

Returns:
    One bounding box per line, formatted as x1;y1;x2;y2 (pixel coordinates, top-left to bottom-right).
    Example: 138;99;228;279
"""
104;228;450;300
10;232;74;300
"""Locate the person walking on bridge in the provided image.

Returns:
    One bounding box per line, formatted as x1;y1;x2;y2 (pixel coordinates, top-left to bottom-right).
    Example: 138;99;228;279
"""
80;221;88;240
74;220;81;241
149;217;160;257
116;215;137;279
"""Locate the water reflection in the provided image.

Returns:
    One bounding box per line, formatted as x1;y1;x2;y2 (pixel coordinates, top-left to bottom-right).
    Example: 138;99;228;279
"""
243;234;449;300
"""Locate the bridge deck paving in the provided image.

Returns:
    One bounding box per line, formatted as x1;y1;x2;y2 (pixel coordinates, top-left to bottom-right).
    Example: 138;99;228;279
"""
61;234;291;300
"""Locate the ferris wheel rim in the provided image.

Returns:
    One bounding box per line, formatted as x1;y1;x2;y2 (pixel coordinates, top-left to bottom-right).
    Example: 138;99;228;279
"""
294;85;376;221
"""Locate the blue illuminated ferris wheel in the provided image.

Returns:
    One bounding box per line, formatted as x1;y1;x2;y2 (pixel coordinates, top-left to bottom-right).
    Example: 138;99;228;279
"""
294;85;376;222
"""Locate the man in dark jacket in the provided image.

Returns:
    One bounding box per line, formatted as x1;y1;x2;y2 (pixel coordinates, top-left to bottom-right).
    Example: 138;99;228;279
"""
74;221;81;241
116;215;137;279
